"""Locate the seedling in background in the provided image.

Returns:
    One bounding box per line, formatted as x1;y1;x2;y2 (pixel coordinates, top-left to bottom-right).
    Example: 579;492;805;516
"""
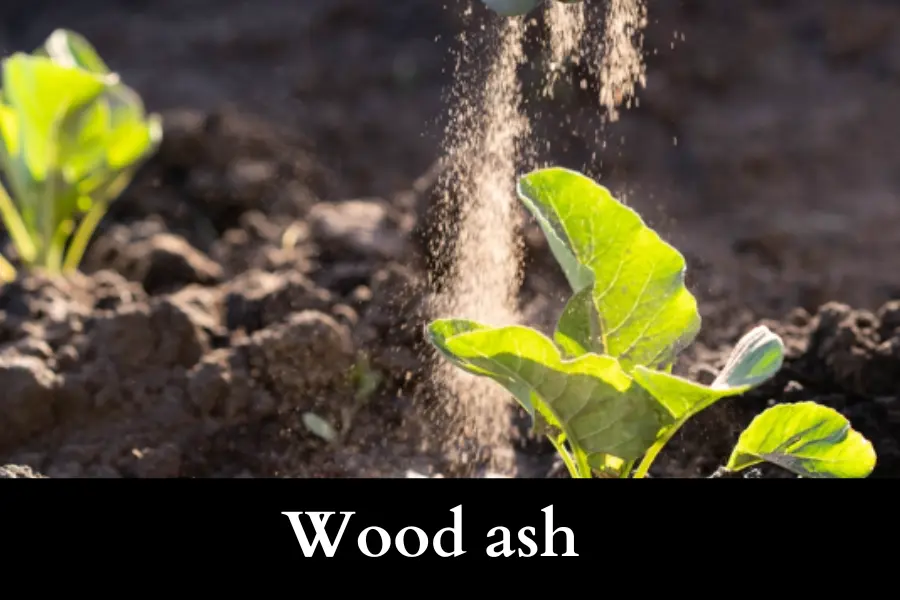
0;29;161;281
427;167;877;478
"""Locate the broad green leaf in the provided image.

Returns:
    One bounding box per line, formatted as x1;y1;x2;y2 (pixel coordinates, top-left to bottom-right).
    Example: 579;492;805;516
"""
554;286;603;357
54;77;160;206
516;175;593;293
97;85;160;169
0;101;19;157
712;325;785;390
726;402;876;478
517;167;700;372
2;53;110;183
632;326;784;420
0;97;38;231
104;111;161;171
58;95;111;186
427;319;502;376
39;29;111;74
59;90;160;198
427;318;666;464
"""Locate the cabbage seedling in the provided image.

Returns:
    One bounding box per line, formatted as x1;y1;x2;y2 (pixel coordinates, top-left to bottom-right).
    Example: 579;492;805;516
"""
0;29;161;281
427;167;877;478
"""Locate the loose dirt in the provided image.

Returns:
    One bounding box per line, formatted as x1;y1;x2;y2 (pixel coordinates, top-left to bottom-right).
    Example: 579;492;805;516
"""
0;0;898;478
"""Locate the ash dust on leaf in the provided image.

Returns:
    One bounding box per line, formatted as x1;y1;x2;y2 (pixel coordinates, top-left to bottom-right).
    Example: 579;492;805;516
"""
424;0;648;476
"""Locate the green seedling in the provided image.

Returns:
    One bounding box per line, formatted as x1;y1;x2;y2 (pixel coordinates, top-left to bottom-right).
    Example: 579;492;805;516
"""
427;167;877;478
338;354;384;442
0;29;161;281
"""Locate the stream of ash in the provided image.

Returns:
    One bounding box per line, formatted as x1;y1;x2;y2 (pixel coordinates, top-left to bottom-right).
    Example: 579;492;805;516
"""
428;14;529;473
545;1;586;92
426;0;647;475
595;0;647;120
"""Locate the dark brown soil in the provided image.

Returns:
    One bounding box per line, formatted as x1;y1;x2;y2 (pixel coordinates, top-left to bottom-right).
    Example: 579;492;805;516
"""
1;0;899;478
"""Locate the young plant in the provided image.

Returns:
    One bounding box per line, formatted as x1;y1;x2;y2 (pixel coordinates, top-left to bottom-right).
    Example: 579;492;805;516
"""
427;167;877;478
0;29;161;281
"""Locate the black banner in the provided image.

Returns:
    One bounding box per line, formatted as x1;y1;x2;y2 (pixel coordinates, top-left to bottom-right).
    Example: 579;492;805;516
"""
3;479;886;569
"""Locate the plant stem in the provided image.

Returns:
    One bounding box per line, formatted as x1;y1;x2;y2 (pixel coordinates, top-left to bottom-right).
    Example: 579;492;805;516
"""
62;198;104;273
0;181;36;263
45;219;73;274
0;252;16;282
574;447;592;478
37;178;57;269
632;417;687;478
548;435;581;478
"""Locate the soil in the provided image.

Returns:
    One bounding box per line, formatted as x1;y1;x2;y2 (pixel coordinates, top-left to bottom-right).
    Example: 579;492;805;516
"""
1;0;899;478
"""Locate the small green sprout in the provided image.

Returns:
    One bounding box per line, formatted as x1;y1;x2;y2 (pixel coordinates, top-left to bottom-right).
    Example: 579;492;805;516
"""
0;29;161;281
427;167;877;478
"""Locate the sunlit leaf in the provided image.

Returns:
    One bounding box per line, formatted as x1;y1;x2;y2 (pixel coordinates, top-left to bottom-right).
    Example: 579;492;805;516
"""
632;326;784;420
2;53;110;183
427;318;666;464
553;285;603;358
38;29;111;74
726;402;876;478
517;167;700;372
